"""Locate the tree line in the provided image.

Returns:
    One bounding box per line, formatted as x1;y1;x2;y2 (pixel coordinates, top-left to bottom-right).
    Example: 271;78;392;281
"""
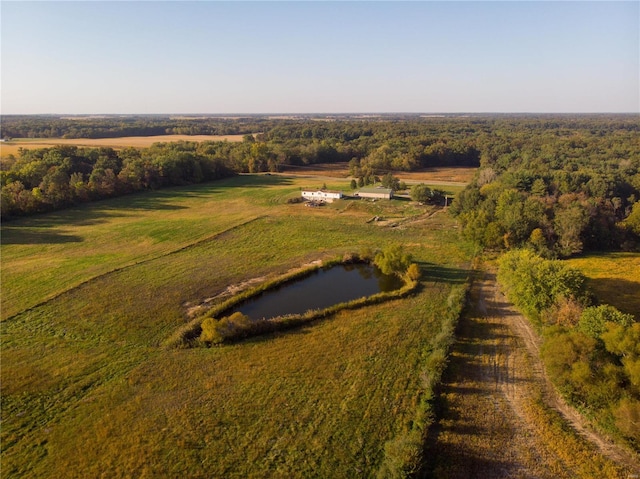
2;115;639;235
1;143;234;217
1;115;267;139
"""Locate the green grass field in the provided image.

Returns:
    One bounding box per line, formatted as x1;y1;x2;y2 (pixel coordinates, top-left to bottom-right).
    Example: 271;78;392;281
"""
1;174;474;477
565;252;640;319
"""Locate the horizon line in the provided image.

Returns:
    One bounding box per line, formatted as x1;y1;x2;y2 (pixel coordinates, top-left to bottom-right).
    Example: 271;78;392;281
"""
2;112;639;116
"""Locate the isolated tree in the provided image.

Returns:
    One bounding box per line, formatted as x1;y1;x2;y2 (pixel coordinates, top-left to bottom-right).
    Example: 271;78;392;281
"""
375;245;412;276
410;184;432;203
381;173;400;190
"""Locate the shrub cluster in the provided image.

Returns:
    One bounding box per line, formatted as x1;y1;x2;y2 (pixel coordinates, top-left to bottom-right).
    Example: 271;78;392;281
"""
374;245;413;276
497;249;588;328
498;249;640;449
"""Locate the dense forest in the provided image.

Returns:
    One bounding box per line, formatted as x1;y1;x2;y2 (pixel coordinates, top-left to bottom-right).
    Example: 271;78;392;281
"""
2;114;639;256
0;115;266;139
447;116;640;256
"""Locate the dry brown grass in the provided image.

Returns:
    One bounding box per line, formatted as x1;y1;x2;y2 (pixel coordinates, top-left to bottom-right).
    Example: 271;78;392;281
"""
396;167;476;183
280;162;476;184
0;134;246;156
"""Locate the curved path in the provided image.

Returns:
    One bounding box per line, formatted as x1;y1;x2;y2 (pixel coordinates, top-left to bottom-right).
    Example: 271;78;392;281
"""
424;269;640;478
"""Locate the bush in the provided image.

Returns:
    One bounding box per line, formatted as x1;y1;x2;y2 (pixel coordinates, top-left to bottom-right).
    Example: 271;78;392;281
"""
179;258;424;347
410;184;432;203
613;398;640;443
543;297;584;328
602;322;640;391
200;317;220;344
377;431;423;479
578;305;634;339
375;284;469;479
498;249;587;327
405;263;421;282
374;245;412;276
497;248;640;449
200;312;252;345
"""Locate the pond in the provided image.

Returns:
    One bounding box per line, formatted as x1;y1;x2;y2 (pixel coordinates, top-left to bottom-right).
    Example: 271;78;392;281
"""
232;263;403;320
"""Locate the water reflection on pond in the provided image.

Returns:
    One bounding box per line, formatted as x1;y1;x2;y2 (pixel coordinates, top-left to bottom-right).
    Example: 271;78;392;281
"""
232;264;403;320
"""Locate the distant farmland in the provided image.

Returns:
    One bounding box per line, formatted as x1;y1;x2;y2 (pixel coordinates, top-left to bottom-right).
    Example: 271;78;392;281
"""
0;134;247;156
280;162;475;188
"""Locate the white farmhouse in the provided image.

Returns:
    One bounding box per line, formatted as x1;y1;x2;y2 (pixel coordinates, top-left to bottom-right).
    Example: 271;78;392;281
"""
301;189;343;203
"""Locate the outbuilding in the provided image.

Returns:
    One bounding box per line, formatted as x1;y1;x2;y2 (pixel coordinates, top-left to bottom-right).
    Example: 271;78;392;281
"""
356;187;394;200
301;189;343;203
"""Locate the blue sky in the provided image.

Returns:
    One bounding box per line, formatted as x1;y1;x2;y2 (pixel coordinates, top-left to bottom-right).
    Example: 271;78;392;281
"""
2;1;638;114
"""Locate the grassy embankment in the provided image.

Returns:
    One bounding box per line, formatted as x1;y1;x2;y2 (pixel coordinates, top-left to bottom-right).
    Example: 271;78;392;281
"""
1;174;473;477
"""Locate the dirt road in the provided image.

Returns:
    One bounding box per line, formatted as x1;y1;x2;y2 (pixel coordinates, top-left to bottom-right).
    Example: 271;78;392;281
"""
423;269;640;478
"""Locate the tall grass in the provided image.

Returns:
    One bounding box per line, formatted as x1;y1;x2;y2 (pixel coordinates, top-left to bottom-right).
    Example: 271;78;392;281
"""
376;283;470;478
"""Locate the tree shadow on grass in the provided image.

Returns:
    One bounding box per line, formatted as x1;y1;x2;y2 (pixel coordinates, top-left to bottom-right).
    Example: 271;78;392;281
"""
1;175;296;242
418;262;470;285
232;174;294;188
240;324;313;347
585;277;640;318
1;226;83;245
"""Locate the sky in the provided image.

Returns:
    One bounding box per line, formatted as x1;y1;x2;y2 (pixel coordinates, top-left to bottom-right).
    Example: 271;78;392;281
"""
1;1;638;114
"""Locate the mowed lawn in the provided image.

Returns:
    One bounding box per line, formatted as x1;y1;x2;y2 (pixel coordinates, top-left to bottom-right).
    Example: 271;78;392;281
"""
565;252;640;318
1;175;298;320
1;175;473;478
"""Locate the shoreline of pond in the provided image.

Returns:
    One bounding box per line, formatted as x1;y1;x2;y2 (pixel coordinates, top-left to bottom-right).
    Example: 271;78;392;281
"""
164;254;419;348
